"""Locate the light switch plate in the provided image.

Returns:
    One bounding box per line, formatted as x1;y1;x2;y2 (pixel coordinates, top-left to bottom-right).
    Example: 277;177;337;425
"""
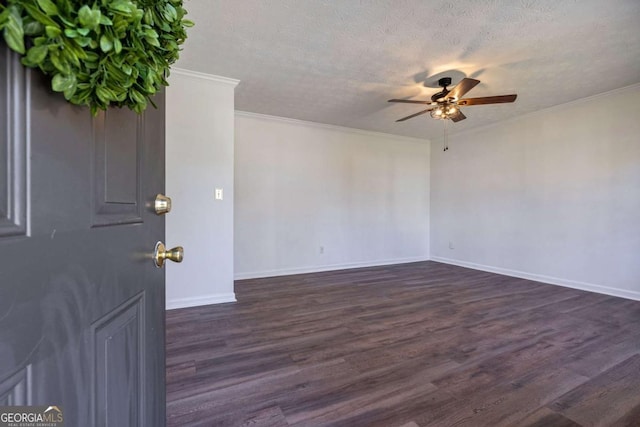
215;188;223;200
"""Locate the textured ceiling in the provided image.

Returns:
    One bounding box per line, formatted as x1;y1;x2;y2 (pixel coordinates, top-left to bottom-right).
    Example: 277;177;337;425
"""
176;0;640;139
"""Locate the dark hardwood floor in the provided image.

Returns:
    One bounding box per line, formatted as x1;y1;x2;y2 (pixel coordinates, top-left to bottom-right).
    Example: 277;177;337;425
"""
166;261;640;426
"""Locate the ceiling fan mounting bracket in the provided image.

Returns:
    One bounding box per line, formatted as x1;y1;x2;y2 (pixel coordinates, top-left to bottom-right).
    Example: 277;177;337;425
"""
431;77;453;102
438;77;452;88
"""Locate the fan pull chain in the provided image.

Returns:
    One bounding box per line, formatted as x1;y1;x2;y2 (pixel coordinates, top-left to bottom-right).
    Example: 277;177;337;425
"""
443;119;449;151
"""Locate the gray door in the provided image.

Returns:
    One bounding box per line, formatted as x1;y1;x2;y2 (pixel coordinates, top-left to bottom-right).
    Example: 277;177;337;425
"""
0;45;167;426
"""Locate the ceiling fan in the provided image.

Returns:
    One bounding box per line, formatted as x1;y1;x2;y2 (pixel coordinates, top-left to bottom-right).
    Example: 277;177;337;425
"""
388;77;517;123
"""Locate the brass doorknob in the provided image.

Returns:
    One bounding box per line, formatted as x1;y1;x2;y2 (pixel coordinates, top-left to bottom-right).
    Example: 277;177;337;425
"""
154;241;183;268
154;194;172;215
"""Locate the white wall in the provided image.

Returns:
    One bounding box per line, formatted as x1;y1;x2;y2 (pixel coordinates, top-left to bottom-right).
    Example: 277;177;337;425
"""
235;113;430;279
165;69;238;309
431;84;640;300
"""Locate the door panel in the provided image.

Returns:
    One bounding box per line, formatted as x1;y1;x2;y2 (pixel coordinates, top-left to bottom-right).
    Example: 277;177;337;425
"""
92;109;144;226
0;45;27;237
92;293;145;426
0;44;166;426
0;366;31;406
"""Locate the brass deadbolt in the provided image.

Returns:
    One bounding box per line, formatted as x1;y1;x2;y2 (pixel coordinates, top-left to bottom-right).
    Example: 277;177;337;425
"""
154;194;172;215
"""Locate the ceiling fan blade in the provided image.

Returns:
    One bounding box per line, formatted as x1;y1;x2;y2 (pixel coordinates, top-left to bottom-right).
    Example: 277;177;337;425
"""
457;94;517;106
446;78;480;100
388;99;433;105
396;108;434;122
450;110;467;123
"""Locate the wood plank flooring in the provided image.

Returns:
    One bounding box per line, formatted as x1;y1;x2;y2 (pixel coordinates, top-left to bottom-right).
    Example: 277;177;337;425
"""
166;261;640;426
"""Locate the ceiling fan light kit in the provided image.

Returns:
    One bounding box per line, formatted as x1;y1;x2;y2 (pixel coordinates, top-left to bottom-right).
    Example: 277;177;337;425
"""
430;102;459;120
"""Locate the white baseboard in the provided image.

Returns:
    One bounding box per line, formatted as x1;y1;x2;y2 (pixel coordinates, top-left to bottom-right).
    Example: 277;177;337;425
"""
234;256;430;280
166;293;237;310
430;256;640;301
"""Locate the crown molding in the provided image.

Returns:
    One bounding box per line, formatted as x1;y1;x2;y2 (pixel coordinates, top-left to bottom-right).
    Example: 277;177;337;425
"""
170;67;240;87
235;111;431;144
445;82;640;140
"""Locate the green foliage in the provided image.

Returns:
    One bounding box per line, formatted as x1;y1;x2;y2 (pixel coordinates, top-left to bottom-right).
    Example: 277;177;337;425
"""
0;0;193;115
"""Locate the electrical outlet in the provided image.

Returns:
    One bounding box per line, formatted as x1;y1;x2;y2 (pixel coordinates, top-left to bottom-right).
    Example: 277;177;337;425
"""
215;188;223;200
319;246;324;254
449;241;454;250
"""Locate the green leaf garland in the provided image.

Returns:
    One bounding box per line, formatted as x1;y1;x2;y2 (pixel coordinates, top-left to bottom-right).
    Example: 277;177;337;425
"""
0;0;193;115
